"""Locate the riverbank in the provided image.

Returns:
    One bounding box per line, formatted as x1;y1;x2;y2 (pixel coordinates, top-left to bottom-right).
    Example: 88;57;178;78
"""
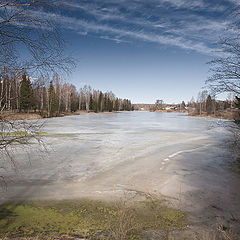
2;109;235;121
0;110;118;121
150;109;236;120
0;197;186;239
188;111;235;120
1;111;42;120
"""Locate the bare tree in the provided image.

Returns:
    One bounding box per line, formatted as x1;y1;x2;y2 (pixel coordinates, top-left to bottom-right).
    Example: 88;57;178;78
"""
0;0;74;187
155;99;164;111
206;8;240;160
0;0;74;73
83;85;91;112
206;9;240;96
0;116;45;189
197;90;208;115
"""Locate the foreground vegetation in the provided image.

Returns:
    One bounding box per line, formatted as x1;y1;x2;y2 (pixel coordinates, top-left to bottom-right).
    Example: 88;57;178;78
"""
0;198;186;240
0;198;239;240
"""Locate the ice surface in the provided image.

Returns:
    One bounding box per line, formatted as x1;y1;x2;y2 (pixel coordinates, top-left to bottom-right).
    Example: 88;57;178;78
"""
2;112;240;231
3;111;228;183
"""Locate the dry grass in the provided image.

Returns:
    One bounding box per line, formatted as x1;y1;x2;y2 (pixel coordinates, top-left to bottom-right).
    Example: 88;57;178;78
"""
0;110;117;120
197;224;240;240
1;225;240;240
188;111;235;120
1;111;42;120
0;237;77;240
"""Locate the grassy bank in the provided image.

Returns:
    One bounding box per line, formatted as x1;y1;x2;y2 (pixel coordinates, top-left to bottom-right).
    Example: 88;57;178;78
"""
1;112;42;120
187;111;234;120
0;198;186;239
0;110;118;121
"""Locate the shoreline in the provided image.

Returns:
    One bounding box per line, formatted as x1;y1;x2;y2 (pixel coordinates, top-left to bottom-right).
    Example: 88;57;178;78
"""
0;197;187;239
148;109;235;121
187;112;234;120
1;109;235;121
0;110;119;121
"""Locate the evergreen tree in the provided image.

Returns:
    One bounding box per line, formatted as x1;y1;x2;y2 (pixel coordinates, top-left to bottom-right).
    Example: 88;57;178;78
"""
48;81;58;117
206;95;213;115
98;92;103;112
20;73;34;112
114;98;119;111
107;97;113;112
70;92;78;112
234;96;240;124
110;101;113;112
103;94;107;111
89;94;93;111
181;101;186;109
93;98;98;113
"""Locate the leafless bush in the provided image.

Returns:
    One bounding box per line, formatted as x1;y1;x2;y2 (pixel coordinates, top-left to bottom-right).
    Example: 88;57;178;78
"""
106;201;139;240
197;224;240;240
0;0;74;189
0;116;45;189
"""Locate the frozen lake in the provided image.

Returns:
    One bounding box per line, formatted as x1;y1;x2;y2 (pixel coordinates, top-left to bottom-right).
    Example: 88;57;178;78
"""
6;111;227;183
2;111;240;230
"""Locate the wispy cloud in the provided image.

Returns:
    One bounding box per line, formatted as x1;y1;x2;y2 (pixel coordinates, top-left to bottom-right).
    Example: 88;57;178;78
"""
40;0;238;56
45;13;218;55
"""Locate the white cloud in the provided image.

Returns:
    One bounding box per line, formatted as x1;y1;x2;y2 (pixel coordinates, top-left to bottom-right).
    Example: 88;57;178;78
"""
158;0;206;9
31;0;232;56
45;12;218;55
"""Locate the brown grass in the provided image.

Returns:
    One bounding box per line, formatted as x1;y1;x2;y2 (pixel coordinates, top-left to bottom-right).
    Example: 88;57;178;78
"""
188;111;234;120
1;111;42;120
0;110;118;120
0;237;76;240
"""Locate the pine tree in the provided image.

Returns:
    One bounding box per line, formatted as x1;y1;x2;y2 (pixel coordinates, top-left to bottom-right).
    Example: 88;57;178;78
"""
107;97;113;112
234;96;240;124
206;95;213;115
89;94;93;111
181;101;186;109
70;92;78;112
114;98;119;111
20;73;34;112
98;92;103;112
48;81;58;117
93;98;98;113
103;94;107;111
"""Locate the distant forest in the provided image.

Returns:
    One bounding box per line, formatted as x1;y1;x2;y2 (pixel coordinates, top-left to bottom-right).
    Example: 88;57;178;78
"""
134;90;238;121
0;72;133;118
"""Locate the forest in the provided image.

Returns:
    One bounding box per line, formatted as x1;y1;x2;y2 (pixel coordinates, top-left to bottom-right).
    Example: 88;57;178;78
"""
0;72;133;118
187;91;237;118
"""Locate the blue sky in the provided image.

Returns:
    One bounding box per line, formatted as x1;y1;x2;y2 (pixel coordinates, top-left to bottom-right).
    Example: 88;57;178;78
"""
51;0;237;103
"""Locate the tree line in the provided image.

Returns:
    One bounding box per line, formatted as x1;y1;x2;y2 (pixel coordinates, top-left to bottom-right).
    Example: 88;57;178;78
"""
187;91;235;117
0;71;133;118
150;91;236;119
